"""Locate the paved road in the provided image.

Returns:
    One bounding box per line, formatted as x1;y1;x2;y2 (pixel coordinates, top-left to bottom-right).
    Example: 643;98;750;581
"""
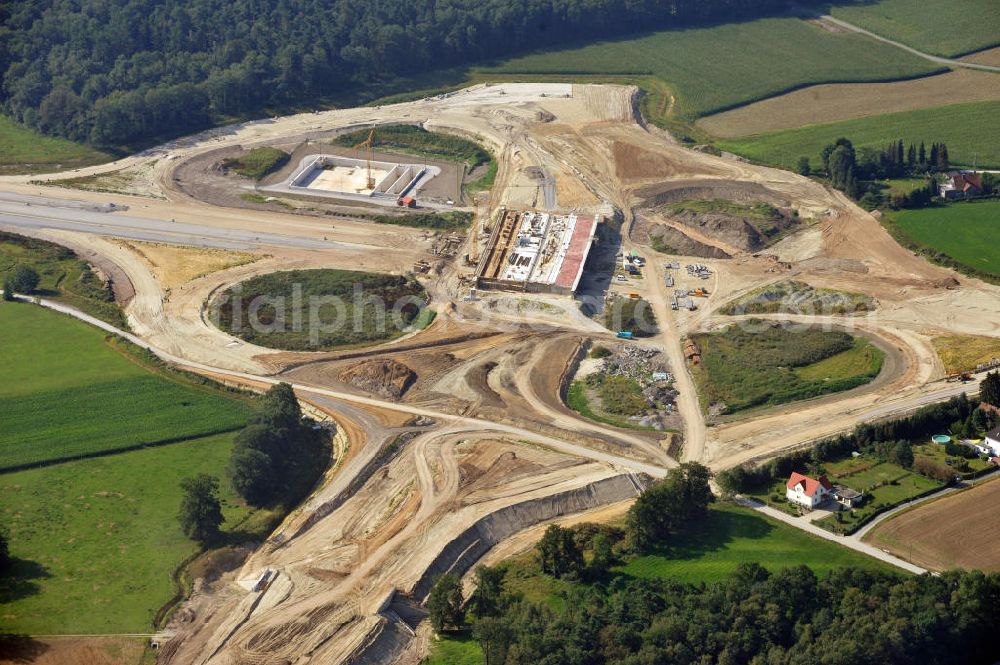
818;14;1000;74
11;293;671;479
736;497;928;575
0;192;366;252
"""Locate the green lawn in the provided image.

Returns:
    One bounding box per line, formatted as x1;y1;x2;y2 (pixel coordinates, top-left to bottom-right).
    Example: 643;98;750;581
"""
480;16;939;120
815;459;941;533
619;504;897;583
913;442;993;477
425;632;483;665
222;146;290;180
0;303;251;469
717;101;1000;171
888;200;1000;280
0;115;114;175
795;337;885;383
0;433;252;634
830;0;1000;57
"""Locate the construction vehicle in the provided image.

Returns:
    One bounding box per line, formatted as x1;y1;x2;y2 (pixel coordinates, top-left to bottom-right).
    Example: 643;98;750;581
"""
628;292;640;299
397;196;416;208
692;287;710;297
352;127;376;190
616;331;634;339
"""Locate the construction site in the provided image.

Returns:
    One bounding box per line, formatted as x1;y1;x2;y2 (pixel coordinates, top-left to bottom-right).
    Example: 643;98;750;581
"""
4;81;1000;665
475;208;599;295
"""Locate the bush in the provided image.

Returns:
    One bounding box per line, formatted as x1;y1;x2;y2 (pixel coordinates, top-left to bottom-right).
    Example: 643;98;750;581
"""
10;264;39;293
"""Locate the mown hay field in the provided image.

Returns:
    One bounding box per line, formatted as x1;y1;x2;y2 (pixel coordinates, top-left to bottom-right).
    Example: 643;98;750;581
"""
698;69;1000;138
480;16;940;119
0;303;251;469
931;334;1000;375
830;0;1000;57
864;477;1000;572
717;101;1000;171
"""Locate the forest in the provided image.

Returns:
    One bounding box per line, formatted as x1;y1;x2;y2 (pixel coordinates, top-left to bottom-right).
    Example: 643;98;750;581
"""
0;0;817;146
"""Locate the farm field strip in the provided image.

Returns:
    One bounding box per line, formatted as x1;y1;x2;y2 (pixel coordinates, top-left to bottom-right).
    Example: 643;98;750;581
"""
697;69;1000;138
717;101;1000;171
0;304;251;469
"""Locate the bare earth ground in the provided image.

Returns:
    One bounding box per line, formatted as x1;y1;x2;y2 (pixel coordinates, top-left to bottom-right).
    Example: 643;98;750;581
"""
0;637;146;665
696;68;1000;138
864;476;1000;571
963;47;1000;67
3;82;1000;663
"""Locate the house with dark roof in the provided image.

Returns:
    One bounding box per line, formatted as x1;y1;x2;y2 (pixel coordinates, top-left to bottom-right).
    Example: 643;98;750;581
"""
785;472;833;509
940;172;984;200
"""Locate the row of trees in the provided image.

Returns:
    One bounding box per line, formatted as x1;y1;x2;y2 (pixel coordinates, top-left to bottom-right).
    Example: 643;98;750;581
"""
177;383;331;545
802;137;958;207
1;0;818;145
717;393;994;496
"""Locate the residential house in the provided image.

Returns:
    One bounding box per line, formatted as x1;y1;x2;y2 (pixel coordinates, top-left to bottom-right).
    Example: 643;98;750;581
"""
832;486;863;509
785;472;833;509
939;171;983;200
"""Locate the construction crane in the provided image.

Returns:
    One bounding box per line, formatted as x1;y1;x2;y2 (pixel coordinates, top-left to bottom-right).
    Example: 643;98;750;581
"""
352;127;376;190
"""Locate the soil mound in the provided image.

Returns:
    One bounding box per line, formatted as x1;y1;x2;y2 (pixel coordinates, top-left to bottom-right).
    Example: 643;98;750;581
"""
670;209;800;252
645;224;731;259
339;359;416;399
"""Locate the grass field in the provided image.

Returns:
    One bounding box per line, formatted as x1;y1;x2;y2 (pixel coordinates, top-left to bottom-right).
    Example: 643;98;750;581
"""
0;303;251;470
717;101;1000;171
931;334;1000;374
864;476;1000;571
212;269;428;351
887;200;1000;280
0;115;114;175
0;231;127;328
424;632;482;665
566;380;653;431
830;0;1000;57
692;324;883;414
222;147;290;180
480;16;939;122
0;433;253;634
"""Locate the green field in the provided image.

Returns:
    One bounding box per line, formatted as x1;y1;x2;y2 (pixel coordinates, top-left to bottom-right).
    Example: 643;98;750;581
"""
0;304;251;470
481;16;939;121
0;433;253;634
425;632;483;665
830;0;1000;57
0;231;127;327
692;323;884;414
0;115;114;175
717;101;1000;171
888;200;1000;280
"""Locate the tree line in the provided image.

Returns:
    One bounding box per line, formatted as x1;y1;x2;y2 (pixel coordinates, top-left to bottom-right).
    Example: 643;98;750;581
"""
717;393;997;495
1;0;818;146
796;137;1000;210
178;383;331;545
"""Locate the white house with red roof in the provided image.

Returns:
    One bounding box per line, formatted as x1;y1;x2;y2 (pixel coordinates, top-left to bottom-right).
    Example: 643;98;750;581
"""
785;472;833;509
